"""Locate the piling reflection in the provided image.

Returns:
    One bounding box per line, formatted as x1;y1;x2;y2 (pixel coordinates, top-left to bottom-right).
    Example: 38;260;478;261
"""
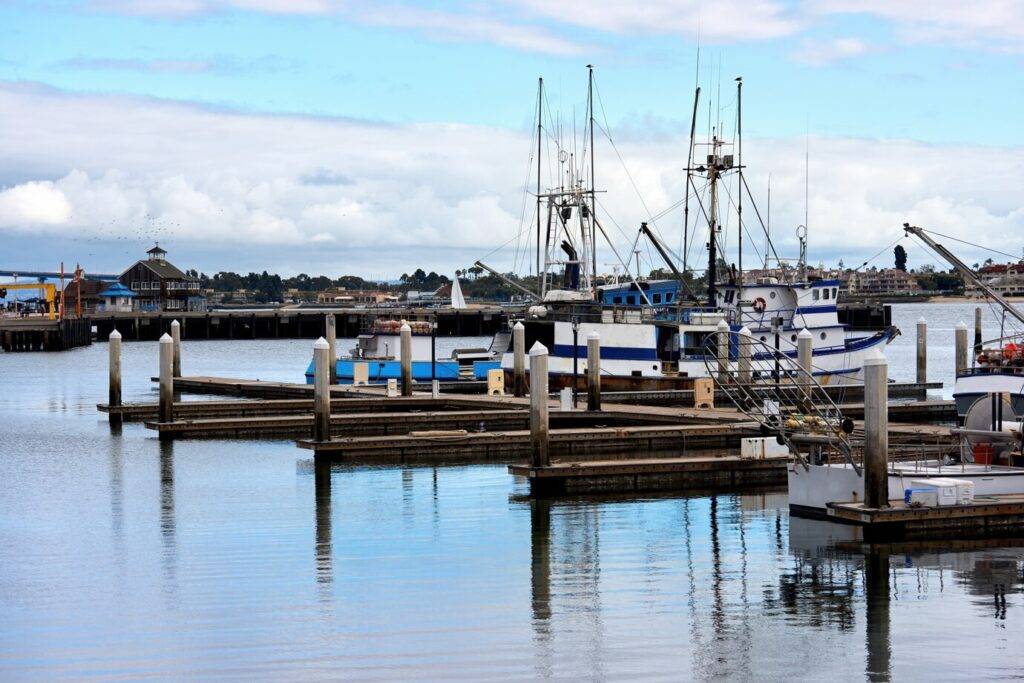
529;498;552;678
314;459;333;598
158;439;177;599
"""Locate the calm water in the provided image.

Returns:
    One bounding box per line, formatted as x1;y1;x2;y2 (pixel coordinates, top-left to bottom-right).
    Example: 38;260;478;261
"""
1;303;1023;680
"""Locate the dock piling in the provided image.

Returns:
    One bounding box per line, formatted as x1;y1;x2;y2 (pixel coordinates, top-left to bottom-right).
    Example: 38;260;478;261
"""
400;321;413;396
586;331;601;411
313;337;331;442
325;314;337;385
916;317;927;384
737;326;752;384
974;306;983;354
512;321;526;398
170;320;181;378
797;328;812;389
529;342;549;468
108;329;122;426
955;321;969;376
716;319;730;380
159;333;174;423
863;350;888;509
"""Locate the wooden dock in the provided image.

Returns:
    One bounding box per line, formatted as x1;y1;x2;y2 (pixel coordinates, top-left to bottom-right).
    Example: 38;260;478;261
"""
0;317;92;352
827;495;1024;541
509;454;789;495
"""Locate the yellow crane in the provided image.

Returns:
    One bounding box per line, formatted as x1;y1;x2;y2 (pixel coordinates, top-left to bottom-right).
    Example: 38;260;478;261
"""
0;282;57;320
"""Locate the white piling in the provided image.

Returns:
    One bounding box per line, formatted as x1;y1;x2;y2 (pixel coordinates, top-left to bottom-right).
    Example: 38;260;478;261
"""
955;321;969;376
529;342;549;468
158;333;174;423
797;328;813;389
108;329;122;423
737;326;752;384
863;350;889;509
716;319;730;380
325;313;337;385
915;317;927;384
170;319;181;378
431;379;440;399
313;337;331;442
512;321;526;398
400;321;413;396
586;331;601;411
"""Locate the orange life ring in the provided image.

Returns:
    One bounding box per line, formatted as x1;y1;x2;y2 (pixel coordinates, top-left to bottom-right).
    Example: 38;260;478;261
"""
752;297;767;314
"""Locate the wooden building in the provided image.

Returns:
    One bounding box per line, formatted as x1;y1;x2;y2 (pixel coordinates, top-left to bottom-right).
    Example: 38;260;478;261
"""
118;245;205;312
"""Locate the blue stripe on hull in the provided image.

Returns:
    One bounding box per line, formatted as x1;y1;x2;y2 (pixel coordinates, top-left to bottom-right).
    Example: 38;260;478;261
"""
552;344;658;361
304;359;461;384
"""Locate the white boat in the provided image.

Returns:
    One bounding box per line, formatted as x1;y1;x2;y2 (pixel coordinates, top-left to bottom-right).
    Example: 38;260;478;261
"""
486;73;895;390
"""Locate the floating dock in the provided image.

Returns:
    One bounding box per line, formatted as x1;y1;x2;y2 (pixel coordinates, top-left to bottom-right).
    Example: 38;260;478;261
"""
827;495;1024;542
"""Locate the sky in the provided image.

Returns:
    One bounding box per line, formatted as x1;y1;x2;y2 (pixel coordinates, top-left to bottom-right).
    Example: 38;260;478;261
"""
1;0;1023;279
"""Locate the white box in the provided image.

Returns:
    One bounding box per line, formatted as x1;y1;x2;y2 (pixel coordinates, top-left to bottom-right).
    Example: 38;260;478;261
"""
927;477;975;504
741;437;791;460
910;479;958;506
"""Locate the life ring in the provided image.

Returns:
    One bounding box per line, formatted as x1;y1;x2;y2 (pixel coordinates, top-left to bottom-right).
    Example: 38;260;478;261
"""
752;297;767;314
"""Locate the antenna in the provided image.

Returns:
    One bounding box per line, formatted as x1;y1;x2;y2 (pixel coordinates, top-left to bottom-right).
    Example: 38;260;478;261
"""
536;77;543;278
735;76;743;288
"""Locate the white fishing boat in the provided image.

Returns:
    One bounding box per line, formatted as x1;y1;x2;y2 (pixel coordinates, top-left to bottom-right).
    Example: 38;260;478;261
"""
481;71;896;390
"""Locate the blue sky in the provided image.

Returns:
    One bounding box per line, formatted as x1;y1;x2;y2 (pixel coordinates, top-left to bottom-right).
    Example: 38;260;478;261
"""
1;0;1023;277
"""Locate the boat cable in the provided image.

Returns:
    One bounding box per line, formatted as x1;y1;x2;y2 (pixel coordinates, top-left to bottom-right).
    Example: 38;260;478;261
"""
913;227;1022;263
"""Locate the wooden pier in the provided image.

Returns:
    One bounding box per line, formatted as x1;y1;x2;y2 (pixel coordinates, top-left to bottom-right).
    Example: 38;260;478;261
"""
89;305;510;342
509;454;789;495
0;317;92;352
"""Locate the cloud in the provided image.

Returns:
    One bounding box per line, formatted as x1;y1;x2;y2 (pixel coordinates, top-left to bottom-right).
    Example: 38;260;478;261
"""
809;0;1024;53
790;37;872;66
1;81;1022;276
59;57;214;73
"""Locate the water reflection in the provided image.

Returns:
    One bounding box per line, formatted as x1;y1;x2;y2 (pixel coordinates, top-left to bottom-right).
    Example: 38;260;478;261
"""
314;459;333;600
529;498;552;678
158;439;177;601
788;517;1024;680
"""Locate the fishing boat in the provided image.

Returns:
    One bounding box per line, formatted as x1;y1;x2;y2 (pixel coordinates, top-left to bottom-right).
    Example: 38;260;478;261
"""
480;70;897;391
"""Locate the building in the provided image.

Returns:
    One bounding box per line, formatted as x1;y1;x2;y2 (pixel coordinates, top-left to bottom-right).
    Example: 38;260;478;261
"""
316;288;397;305
119;245;206;312
844;268;922;297
98;282;137;312
968;262;1024;297
61;279;105;315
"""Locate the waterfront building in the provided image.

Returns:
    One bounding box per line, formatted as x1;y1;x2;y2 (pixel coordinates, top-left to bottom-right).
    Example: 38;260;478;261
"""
844;268;921;297
967;261;1024;297
316;288;397;305
118;245;206;312
60;279;105;315
97;282;136;312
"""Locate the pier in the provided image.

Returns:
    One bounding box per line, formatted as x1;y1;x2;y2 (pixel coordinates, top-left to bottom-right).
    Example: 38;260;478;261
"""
0;317;92;352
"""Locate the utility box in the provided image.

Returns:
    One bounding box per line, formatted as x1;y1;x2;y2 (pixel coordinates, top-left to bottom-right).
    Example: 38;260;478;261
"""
694;378;714;408
487;368;504;396
741;437;791;459
904;488;938;507
386;378;399;398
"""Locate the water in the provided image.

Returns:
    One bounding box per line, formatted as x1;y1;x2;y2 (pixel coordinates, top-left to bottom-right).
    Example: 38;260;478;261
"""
1;304;1023;679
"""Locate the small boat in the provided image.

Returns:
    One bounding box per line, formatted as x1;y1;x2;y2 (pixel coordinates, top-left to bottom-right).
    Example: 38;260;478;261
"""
303;316;501;385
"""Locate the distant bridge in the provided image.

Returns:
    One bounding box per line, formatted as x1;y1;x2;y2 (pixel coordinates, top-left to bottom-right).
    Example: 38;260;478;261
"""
0;269;119;282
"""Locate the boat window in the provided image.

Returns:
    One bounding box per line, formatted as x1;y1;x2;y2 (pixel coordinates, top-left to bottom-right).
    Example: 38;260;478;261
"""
791;334;797;342
820;332;827;341
769;291;777;299
832;288;838;299
613;296;622;304
665;292;673;301
627;295;636;305
812;289;819;301
822;288;830;300
653;293;662;304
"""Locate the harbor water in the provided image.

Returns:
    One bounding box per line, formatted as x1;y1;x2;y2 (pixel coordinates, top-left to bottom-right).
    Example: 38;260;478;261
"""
2;302;1023;679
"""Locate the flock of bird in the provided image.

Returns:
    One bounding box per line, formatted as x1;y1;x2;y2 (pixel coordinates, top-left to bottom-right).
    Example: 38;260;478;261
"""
64;212;183;260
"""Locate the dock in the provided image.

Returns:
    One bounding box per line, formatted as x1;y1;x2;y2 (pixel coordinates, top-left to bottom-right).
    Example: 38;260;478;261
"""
828;495;1024;541
0;317;92;352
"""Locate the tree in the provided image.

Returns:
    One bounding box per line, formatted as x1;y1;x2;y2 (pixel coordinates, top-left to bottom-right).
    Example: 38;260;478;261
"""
894;244;907;271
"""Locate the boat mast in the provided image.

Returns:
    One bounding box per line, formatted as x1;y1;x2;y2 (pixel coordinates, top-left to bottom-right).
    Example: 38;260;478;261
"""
707;132;720;306
735;76;743;288
588;64;597;295
683;87;700;276
536;77;543;279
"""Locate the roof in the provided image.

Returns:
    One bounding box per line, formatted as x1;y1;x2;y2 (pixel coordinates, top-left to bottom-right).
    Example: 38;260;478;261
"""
119;257;192;281
99;282;137;298
147;245;167;255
